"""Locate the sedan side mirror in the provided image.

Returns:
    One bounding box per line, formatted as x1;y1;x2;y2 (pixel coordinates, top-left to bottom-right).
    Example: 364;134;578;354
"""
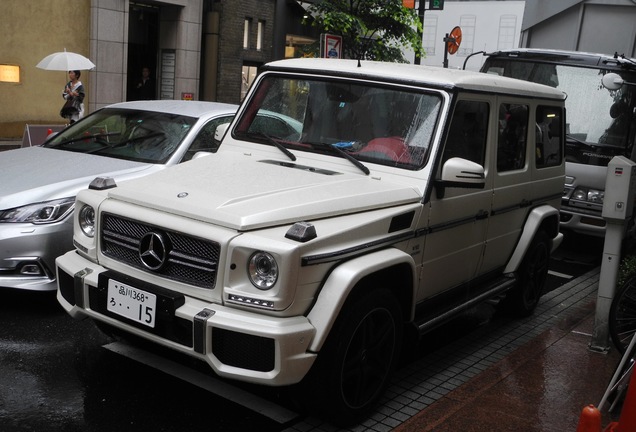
214;123;230;144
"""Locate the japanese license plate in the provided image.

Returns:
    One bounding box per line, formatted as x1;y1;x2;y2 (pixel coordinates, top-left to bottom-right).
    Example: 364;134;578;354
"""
107;279;157;328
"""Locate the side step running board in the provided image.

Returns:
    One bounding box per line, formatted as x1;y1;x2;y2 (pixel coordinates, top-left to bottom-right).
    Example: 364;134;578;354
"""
414;275;518;334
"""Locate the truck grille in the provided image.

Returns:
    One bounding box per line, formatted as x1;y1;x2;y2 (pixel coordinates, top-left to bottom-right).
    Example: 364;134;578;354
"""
100;213;219;289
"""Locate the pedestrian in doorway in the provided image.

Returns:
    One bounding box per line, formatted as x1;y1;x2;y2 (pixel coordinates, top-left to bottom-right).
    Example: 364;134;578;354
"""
135;66;155;100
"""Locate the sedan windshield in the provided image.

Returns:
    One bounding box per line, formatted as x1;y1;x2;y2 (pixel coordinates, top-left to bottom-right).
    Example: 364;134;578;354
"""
233;76;443;170
44;108;197;163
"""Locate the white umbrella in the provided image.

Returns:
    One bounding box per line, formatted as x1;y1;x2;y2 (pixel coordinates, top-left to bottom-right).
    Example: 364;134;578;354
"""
36;49;95;71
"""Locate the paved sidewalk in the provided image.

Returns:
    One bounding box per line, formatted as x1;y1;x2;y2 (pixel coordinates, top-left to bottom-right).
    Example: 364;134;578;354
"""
285;267;622;431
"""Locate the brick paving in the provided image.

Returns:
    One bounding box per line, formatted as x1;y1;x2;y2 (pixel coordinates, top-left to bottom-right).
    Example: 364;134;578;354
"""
284;268;609;431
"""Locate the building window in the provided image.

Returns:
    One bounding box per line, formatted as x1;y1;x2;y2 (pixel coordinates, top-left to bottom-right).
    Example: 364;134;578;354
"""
457;15;476;57
497;15;517;50
241;65;258;101
423;16;437;56
243;18;252;49
257;20;265;51
0;65;20;83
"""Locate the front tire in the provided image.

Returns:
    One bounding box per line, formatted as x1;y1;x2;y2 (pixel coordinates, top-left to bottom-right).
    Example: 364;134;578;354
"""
503;230;550;317
302;289;403;426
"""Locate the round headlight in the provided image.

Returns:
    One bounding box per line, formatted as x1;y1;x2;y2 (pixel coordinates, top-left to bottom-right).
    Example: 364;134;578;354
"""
248;251;278;290
78;205;96;237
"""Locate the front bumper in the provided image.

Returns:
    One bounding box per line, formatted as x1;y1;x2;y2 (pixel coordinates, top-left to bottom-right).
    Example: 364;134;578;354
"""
0;217;74;291
559;205;606;237
56;250;317;386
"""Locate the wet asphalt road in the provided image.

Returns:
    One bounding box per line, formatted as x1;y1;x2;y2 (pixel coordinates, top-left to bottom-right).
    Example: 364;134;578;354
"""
0;232;603;431
0;290;287;432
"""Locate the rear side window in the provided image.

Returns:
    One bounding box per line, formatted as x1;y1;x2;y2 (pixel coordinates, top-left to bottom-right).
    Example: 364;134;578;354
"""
536;105;563;168
498;103;528;172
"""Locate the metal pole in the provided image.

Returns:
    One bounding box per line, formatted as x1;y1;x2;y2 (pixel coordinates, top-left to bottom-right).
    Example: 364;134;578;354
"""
443;33;450;68
590;221;623;352
414;1;425;65
590;156;636;352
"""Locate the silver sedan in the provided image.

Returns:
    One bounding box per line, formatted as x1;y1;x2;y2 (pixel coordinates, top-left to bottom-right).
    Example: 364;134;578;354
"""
0;100;238;291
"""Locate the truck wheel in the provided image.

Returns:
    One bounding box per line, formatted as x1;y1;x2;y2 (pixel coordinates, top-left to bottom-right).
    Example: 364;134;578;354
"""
504;231;550;317
307;289;403;425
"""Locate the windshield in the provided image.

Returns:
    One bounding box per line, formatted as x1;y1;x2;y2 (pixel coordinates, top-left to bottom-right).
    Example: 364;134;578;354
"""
44;108;197;163
483;59;636;167
233;76;443;170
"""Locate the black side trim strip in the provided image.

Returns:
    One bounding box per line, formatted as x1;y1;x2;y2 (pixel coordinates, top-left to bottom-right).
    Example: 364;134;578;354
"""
302;193;560;266
491;193;561;216
425;209;489;235
301;231;414;266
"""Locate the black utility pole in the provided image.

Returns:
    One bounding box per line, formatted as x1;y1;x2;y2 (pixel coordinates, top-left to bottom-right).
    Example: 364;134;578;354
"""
414;0;425;65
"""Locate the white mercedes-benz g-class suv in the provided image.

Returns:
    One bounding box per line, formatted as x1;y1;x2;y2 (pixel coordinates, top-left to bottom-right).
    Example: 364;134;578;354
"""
57;58;566;424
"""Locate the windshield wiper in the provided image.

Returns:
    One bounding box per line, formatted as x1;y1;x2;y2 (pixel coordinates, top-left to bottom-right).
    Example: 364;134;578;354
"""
566;134;591;146
246;132;296;161
305;141;370;175
48;132;122;148
85;131;166;154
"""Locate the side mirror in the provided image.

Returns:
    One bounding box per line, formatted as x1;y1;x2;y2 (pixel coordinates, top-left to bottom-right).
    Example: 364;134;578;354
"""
435;157;485;198
214;123;230;144
191;151;214;161
602;73;625;91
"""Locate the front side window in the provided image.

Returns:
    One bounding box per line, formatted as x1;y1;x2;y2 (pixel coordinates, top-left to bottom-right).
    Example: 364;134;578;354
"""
442;100;489;165
182;115;234;161
233;76;444;170
498;103;528;172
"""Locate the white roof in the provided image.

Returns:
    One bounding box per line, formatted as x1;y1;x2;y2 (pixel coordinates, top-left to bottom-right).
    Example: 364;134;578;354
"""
264;58;566;100
103;100;238;118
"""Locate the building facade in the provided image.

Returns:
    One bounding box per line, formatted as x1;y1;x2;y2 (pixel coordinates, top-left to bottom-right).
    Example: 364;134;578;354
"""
520;0;636;56
0;0;316;138
402;0;526;71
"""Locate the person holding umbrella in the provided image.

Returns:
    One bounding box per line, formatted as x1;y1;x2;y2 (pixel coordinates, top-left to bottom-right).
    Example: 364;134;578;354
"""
61;70;85;123
37;49;94;123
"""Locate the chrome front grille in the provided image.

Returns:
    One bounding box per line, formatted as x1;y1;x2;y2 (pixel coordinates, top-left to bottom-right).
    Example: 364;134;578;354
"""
100;213;219;289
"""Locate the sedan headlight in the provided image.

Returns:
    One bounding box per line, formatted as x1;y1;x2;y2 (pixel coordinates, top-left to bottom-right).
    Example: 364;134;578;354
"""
78;205;96;237
0;197;75;224
572;187;604;204
248;251;278;290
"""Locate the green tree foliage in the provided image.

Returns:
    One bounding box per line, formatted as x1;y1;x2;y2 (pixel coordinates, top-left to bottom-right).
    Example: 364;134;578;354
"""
305;0;424;63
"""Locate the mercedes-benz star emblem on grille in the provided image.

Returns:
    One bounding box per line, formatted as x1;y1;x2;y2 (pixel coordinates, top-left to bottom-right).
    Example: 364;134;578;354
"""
139;232;169;271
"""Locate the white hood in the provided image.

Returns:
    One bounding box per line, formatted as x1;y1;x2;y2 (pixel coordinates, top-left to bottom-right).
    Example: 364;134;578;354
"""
108;152;422;230
0;147;153;209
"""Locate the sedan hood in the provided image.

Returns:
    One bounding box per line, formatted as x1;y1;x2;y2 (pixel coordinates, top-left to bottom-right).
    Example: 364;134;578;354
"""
107;152;422;230
0;147;152;209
